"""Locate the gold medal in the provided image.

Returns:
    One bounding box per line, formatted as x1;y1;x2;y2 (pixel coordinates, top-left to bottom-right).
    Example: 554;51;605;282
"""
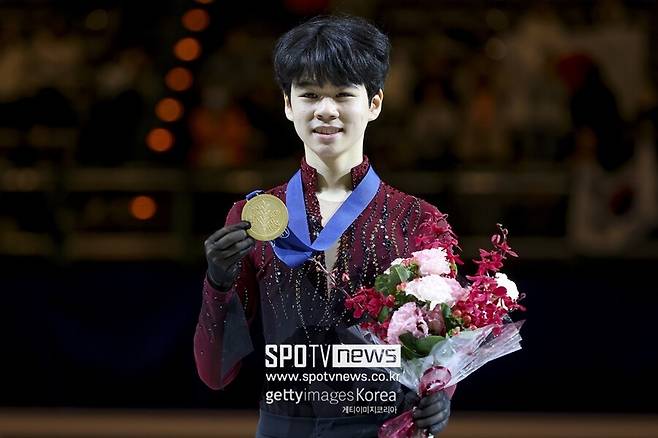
241;194;289;241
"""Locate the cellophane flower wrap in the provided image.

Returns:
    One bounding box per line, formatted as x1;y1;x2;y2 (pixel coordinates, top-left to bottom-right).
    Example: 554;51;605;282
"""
343;212;526;438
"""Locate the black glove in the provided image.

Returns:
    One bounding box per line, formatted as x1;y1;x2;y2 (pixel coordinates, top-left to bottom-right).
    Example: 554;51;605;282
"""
412;390;451;436
204;221;255;291
399;387;420;412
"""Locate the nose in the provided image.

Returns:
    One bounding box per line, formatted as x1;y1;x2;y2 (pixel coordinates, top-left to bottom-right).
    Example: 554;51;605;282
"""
314;97;339;121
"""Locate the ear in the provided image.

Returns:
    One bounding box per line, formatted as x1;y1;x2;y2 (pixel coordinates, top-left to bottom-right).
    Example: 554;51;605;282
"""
283;93;294;122
368;89;384;121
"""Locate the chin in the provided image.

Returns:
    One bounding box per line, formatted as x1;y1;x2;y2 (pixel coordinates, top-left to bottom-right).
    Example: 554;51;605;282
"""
308;143;346;158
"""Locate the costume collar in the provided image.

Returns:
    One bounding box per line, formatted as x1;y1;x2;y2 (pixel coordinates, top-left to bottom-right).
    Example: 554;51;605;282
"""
299;155;371;193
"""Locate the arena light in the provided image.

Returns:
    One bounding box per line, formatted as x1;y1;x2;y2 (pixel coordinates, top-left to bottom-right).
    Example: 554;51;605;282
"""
146;1;211;155
173;37;201;61
130;195;157;220
182;8;210;32
155;98;183;122
146;128;174;152
165;67;193;91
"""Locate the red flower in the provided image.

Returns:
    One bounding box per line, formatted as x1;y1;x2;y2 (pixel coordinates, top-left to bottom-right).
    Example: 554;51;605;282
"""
493;286;507;298
345;287;397;322
449;225;525;331
345;292;367;318
412;210;463;277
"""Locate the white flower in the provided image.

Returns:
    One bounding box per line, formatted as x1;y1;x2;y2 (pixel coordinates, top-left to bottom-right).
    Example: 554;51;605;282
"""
384;257;407;274
495;273;519;301
411;248;451;276
403;275;465;309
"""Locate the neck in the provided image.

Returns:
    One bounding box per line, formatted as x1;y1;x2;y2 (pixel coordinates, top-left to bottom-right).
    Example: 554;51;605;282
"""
304;148;363;194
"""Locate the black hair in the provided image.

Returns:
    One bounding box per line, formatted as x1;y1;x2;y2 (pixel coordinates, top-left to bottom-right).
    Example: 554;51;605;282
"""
272;15;391;102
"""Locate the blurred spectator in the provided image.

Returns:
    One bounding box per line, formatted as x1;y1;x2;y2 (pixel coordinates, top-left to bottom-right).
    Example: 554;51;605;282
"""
408;79;458;170
558;55;630;171
27;16;84;99
566;86;658;256
456;70;510;165
77;47;157;166
199;30;272;101
384;41;416;112
95;47;159;102
499;3;570;163
594;0;631;26
0;16;30;104
187;86;258;168
0;15;34;141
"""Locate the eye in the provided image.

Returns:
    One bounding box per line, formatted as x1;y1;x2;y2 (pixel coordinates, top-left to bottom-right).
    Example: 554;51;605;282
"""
301;93;318;98
337;93;354;97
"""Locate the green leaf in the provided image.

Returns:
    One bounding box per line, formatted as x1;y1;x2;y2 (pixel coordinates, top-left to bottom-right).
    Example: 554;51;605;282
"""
395;293;417;307
374;274;389;293
398;331;414;343
389;265;410;284
398;333;423;360
400;344;419;361
441;303;451;319
398;332;417;349
414;335;445;355
375;273;399;295
377;306;390;323
399;332;426;357
399;332;445;356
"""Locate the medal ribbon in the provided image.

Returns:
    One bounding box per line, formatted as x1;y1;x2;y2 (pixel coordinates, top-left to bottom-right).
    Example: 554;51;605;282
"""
265;165;380;268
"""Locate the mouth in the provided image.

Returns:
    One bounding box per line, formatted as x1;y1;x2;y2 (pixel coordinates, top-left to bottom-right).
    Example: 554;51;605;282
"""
312;127;343;136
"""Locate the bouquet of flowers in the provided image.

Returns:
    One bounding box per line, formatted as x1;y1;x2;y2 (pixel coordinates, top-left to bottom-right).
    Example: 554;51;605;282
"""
342;211;526;438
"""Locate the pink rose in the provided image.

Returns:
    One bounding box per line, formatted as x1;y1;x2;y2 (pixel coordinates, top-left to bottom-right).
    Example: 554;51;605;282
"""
386;302;429;344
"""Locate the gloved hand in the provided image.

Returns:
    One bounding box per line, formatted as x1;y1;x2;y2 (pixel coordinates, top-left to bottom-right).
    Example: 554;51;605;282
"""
412;390;451;436
204;221;255;291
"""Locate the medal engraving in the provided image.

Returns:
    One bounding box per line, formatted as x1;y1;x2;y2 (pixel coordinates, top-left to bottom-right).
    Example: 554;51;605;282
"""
241;194;289;241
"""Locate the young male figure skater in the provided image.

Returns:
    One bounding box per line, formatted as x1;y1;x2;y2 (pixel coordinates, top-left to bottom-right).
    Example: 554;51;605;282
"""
195;15;453;437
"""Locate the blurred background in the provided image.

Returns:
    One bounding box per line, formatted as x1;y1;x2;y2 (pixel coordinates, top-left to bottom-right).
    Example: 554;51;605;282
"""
1;0;658;436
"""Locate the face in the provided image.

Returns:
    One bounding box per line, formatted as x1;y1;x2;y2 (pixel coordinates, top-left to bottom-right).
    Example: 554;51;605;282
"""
284;80;383;160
